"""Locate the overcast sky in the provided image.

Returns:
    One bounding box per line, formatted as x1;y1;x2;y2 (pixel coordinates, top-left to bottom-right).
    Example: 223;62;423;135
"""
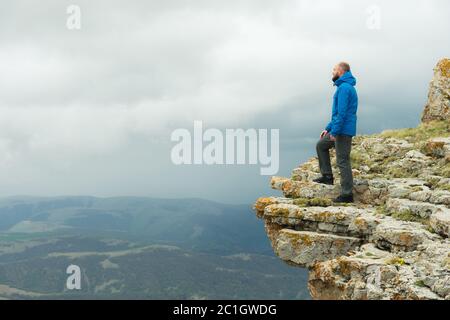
0;0;449;203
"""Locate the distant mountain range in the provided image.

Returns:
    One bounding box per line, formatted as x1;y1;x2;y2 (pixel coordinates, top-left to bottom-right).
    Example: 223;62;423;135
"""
0;196;309;299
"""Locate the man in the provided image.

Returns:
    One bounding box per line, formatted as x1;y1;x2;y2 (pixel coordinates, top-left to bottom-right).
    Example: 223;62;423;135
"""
314;62;358;203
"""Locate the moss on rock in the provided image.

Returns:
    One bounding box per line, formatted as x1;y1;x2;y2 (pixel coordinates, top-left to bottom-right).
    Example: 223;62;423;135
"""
293;197;333;207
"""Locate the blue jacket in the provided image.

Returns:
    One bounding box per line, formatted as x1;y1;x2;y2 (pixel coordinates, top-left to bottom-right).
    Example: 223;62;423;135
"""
325;71;358;137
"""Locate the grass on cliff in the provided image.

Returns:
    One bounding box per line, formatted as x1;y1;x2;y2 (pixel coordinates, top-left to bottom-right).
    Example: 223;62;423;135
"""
437;183;450;191
414;280;427;288
292;197;351;207
376;205;434;231
293;197;333;207
351;120;450;179
380;120;450;142
390;210;429;225
441;162;450;178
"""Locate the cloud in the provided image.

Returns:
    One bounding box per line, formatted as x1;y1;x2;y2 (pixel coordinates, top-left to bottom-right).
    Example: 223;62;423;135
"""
0;0;449;201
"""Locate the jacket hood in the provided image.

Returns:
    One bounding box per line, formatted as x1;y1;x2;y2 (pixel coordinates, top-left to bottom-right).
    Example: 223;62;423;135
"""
334;71;356;87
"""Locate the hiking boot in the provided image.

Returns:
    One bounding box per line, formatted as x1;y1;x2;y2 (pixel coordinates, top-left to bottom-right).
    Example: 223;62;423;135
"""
333;194;354;203
313;175;334;185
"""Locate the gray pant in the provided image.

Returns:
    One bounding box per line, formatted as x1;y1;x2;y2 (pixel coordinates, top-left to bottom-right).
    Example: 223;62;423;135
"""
316;133;353;196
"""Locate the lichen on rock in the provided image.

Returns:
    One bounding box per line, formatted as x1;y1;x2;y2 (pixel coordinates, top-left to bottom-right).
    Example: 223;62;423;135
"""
422;58;450;122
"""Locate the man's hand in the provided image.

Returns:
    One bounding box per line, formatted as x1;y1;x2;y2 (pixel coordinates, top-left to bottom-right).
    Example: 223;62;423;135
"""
329;134;336;141
320;130;328;139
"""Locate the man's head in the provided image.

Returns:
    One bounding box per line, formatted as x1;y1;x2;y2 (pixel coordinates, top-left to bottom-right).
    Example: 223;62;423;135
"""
332;62;351;82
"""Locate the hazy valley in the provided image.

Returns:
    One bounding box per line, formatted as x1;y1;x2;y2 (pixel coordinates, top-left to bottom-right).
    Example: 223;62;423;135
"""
0;196;309;299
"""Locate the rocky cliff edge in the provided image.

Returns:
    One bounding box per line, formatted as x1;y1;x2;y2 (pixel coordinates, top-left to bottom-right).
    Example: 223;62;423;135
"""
253;58;450;300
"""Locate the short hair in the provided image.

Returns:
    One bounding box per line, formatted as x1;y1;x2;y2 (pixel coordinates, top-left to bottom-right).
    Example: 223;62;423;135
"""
338;62;351;72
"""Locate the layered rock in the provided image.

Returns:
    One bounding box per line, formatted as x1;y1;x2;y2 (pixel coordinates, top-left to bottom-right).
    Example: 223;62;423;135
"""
422;58;450;122
253;61;450;300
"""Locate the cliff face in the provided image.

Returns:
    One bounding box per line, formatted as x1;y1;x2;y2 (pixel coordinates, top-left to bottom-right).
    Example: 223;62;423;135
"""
422;58;450;122
253;58;450;300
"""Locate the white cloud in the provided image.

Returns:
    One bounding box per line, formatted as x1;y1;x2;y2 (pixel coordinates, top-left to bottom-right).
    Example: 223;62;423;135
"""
0;0;448;200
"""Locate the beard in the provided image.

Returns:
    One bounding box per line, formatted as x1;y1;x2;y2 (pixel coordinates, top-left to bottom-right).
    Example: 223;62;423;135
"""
332;74;340;82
